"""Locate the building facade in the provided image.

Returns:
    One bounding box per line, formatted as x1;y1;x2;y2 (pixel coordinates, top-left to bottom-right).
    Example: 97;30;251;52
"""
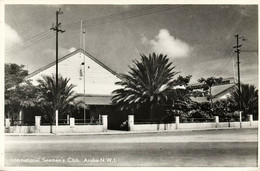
25;49;127;129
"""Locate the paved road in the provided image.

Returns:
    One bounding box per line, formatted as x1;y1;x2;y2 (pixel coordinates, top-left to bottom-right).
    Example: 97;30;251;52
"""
4;128;258;167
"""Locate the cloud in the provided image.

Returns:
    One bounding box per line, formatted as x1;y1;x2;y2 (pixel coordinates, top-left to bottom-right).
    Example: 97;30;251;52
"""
5;24;22;49
143;29;192;58
68;47;77;53
238;6;255;17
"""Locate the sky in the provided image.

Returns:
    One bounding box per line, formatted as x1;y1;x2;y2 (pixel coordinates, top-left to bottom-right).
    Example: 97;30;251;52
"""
4;4;258;87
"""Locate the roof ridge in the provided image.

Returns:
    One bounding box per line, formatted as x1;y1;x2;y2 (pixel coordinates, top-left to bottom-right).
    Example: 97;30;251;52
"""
213;84;236;98
25;49;122;80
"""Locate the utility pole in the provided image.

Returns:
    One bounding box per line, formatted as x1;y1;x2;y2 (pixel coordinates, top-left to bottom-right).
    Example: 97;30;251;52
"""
51;8;65;111
83;29;86;124
233;34;246;128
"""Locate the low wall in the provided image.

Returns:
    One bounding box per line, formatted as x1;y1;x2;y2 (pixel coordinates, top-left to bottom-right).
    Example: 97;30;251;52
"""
6;126;36;133
179;122;216;129
252;121;258;126
55;125;103;133
131;121;258;132
5;125;104;133
5;115;108;134
132;123;175;131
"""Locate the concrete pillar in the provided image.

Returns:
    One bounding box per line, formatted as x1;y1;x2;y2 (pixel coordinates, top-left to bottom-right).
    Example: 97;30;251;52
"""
239;111;242;128
55;110;58;133
128;115;134;131
67;115;70;125
5;118;10;128
99;114;102;123
35;116;41;133
249;114;253;126
70;118;75;128
215;116;219;128
175;116;179;129
55;110;58;126
102;115;108;132
19;110;22;125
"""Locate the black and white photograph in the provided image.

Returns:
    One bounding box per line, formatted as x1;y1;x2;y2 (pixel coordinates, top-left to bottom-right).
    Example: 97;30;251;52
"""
1;1;259;170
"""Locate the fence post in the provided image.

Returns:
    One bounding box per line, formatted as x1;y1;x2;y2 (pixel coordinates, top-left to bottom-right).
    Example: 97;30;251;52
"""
70;118;75;128
19;110;22;125
249;114;253;126
35;116;41;133
128;115;134;131
99;114;102;123
55;110;58;133
239;111;242;128
175;116;179;129
215;116;219;128
67;115;70;124
102;115;108;132
5;118;11;128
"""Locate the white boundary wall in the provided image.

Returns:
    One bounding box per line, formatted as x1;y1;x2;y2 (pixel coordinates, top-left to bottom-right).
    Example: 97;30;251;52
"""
131;121;258;131
129;115;258;132
6;124;105;134
131;123;176;131
5;115;107;134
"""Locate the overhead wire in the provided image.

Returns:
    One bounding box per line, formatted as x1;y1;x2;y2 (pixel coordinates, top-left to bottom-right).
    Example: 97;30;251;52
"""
6;30;54;55
212;10;258;78
6;5;185;56
63;5;182;31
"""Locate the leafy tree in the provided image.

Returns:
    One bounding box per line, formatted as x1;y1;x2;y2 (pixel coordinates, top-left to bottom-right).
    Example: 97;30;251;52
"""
5;63;36;121
198;77;223;107
186;102;213;120
35;75;83;132
212;100;240;126
112;53;191;121
5;63;29;91
228;84;258;119
5;81;37;121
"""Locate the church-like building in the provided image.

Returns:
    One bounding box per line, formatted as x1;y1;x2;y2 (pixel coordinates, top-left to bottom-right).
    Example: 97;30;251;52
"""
25;49;127;129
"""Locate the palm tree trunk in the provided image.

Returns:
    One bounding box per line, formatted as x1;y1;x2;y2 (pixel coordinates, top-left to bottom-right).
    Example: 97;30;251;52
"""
149;103;155;121
50;109;55;133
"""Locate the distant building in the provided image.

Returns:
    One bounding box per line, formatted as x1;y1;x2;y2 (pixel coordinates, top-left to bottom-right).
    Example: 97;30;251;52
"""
188;77;237;103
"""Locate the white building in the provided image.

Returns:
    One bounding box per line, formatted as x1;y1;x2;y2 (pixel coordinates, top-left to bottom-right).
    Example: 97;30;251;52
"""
26;49;122;96
25;49;125;129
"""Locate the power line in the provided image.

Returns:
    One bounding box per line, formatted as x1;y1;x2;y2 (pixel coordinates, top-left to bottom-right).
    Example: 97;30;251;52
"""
212;10;257;78
6;5;185;55
5;29;51;51
63;5;179;30
6;32;55;55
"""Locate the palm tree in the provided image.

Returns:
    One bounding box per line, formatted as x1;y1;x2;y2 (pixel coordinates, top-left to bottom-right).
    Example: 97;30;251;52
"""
198;77;223;108
35;75;82;133
228;84;258;119
112;53;190;121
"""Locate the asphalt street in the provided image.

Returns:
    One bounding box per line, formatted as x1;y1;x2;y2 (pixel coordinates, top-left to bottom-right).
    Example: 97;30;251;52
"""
4;128;258;167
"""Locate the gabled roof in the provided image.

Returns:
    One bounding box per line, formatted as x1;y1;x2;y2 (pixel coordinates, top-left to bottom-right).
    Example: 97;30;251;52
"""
187;77;236;89
191;83;236;103
25;49;122;80
212;84;236;98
